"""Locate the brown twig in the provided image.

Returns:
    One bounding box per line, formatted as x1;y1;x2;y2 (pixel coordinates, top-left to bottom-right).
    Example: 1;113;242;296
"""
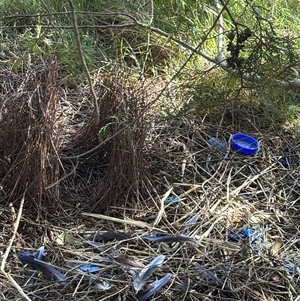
0;197;31;301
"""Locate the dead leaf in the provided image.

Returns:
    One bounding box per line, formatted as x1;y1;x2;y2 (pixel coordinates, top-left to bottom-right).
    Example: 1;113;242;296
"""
270;237;283;256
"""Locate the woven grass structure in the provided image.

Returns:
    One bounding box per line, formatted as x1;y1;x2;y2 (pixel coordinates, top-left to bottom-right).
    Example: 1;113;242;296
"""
59;73;154;212
0;61;61;215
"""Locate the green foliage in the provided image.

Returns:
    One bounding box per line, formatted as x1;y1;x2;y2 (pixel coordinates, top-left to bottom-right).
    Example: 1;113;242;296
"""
97;120;113;143
0;0;300;123
1;0;299;74
188;74;237;111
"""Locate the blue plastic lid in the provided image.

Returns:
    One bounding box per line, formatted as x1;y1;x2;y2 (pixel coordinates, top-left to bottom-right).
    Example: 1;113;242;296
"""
230;133;259;155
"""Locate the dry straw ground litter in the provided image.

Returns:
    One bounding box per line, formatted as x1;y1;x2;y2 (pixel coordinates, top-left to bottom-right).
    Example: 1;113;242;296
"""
0;62;300;301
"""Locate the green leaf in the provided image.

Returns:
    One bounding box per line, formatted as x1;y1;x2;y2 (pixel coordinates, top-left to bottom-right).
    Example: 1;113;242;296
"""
56;231;82;246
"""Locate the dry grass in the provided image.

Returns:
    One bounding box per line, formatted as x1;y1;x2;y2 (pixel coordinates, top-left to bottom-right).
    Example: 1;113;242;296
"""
0;91;300;300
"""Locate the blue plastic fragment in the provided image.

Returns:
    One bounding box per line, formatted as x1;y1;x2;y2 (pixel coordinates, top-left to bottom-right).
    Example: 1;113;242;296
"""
164;196;180;205
244;228;255;237
278;147;295;168
249;245;259;254
228;227;271;255
240;193;253;200
79;264;100;273
208;137;227;154
228;227;254;240
185;214;199;227
278;157;291;168
283;258;298;273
